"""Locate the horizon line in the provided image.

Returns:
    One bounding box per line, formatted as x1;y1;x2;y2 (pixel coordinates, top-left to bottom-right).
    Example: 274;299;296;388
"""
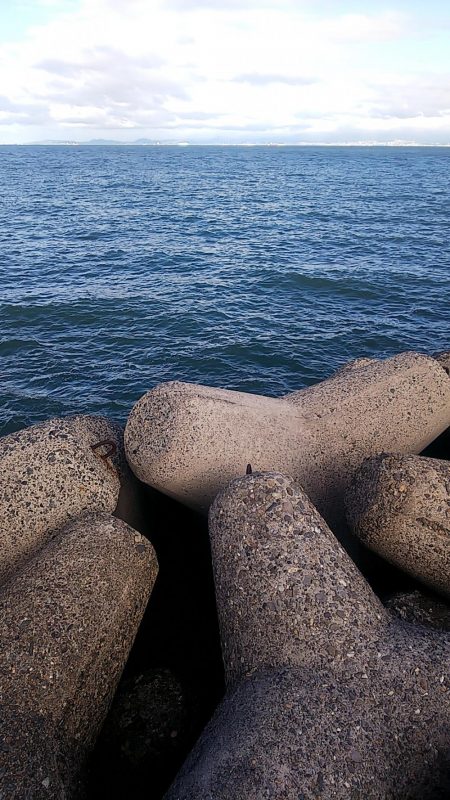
1;140;450;148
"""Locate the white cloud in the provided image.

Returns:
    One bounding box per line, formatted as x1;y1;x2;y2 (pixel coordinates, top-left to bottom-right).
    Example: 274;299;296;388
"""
233;74;318;87
0;0;449;143
367;74;450;119
323;11;407;42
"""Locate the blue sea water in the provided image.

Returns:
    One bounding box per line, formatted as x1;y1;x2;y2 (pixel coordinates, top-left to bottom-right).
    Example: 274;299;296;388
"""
0;145;449;436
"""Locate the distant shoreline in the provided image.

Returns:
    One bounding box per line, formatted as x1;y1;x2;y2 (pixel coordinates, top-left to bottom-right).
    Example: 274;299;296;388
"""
1;141;450;148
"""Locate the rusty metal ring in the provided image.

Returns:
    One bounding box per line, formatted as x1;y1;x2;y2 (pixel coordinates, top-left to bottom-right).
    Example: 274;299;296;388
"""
90;440;118;473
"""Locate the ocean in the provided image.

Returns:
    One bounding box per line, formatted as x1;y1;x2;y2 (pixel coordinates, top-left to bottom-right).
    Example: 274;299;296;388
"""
0;144;449;436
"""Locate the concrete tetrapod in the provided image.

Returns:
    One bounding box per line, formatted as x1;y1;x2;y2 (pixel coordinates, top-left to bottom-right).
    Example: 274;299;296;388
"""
387;590;450;631
165;473;450;800
434;350;450;376
0;512;157;799
57;414;155;536
0;415;126;585
125;352;450;542
346;453;450;598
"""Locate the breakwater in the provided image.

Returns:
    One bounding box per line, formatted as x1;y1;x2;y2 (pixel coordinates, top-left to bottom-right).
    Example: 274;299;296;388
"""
0;350;449;798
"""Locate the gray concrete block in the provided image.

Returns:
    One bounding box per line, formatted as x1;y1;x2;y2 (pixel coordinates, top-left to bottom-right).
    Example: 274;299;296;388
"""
283;355;380;398
0;512;158;798
125;352;450;541
0;709;66;799
434;350;450;376
386;590;450;631
166;661;450;800
346;453;450;598
165;473;450;799
59;414;154;536
208;472;385;685
0;415;122;584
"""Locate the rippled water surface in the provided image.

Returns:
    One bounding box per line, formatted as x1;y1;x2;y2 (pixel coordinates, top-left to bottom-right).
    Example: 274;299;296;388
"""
1;145;449;435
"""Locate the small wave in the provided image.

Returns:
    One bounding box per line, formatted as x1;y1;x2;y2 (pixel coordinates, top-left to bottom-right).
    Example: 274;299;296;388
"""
0;145;448;432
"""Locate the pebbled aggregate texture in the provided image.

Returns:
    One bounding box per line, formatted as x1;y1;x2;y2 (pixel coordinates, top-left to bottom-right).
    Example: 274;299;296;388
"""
0;415;122;585
386;590;450;632
58;414;154;537
346;453;450;598
0;513;158;799
165;473;450;800
209;473;385;685
125;352;450;544
434;350;450;377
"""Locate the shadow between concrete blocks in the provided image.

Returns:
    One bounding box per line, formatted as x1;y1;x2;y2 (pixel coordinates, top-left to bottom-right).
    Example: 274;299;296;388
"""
85;420;449;799
85;480;225;800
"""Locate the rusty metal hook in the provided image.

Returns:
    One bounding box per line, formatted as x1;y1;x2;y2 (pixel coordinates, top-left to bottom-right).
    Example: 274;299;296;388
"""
91;440;117;474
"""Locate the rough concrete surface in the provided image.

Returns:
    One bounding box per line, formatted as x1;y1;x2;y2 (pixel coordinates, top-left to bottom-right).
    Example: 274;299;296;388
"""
346;453;450;598
165;473;450;800
125;352;450;547
434;350;450;376
0;513;158;799
284;355;380;397
209;472;385;685
60;414;154;536
386;590;450;631
86;486;225;800
0;415;124;584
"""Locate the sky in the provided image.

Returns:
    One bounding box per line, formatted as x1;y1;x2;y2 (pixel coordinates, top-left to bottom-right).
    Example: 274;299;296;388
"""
0;0;449;144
